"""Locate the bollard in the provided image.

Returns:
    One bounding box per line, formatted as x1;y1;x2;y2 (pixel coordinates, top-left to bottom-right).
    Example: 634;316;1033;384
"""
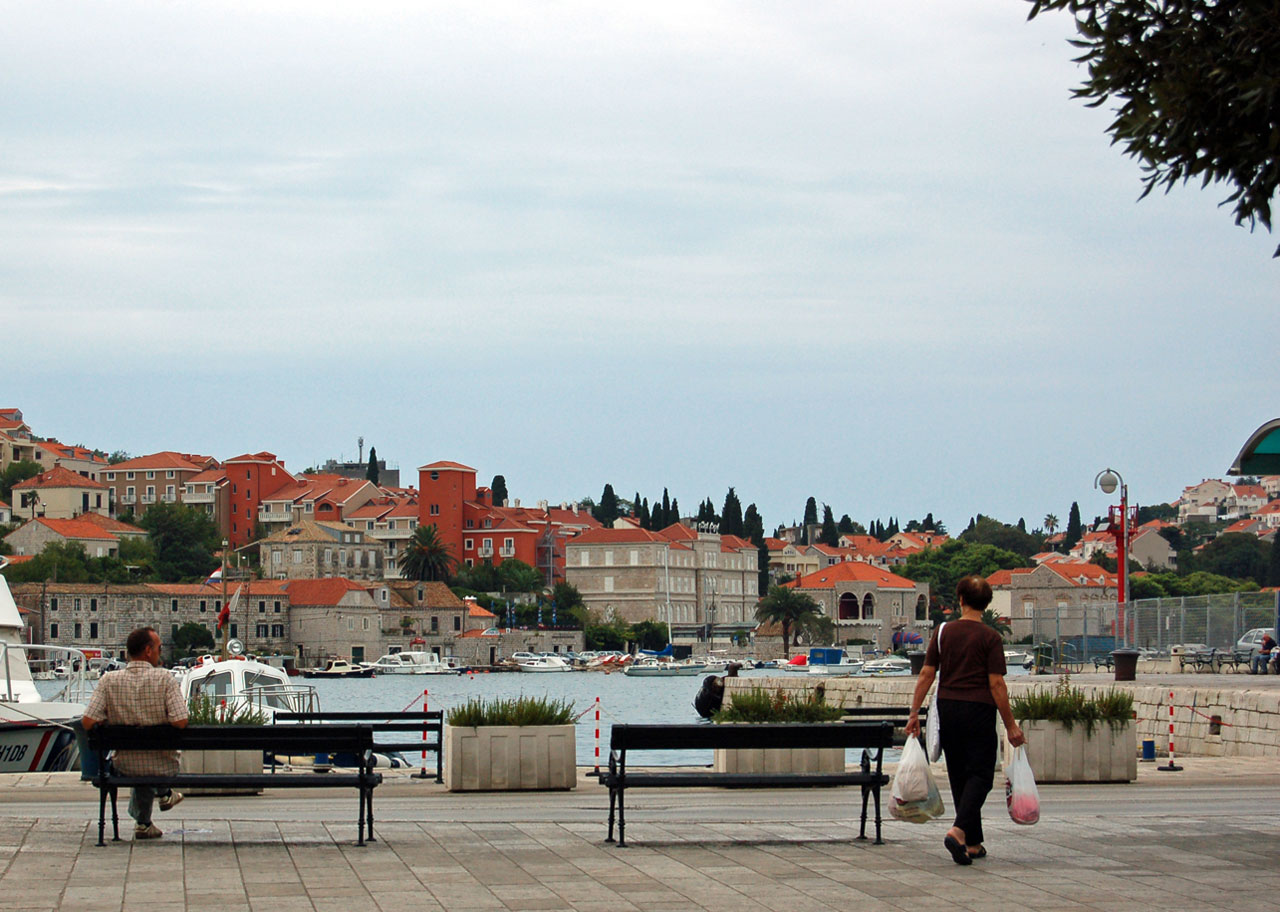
1158;690;1182;771
593;697;601;776
1141;739;1156;762
413;688;430;779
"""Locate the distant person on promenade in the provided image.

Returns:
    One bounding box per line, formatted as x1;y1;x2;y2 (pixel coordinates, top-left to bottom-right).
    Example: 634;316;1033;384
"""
906;575;1025;865
1252;633;1276;675
82;627;188;840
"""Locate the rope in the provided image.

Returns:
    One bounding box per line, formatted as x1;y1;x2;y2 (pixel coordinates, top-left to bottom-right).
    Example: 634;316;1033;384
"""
0;703;76;732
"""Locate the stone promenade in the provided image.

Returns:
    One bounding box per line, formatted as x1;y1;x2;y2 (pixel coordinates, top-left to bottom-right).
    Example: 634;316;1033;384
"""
1;759;1277;912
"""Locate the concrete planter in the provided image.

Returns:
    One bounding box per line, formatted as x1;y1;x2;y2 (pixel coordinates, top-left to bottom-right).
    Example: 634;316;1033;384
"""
1013;720;1136;783
444;724;576;791
179;749;263;795
713;747;845;774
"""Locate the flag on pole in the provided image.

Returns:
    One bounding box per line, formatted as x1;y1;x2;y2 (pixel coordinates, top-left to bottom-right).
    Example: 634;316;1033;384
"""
205;566;223;587
537;602;543;627
217;584;242;632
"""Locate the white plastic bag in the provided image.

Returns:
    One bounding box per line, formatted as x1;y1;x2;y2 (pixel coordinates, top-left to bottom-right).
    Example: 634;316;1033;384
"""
890;737;944;823
925;698;942;763
1005;745;1040;825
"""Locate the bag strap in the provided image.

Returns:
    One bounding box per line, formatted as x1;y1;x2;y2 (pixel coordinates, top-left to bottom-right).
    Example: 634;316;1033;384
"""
932;622;946;695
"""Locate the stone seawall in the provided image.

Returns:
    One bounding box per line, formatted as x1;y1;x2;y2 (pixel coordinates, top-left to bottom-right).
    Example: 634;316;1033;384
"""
724;675;1280;758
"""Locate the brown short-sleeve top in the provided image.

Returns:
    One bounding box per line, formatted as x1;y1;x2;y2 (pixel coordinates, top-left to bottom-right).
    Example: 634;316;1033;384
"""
923;619;1006;704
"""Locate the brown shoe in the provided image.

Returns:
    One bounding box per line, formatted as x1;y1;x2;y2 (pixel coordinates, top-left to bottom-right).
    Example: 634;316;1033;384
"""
159;791;183;811
134;823;163;840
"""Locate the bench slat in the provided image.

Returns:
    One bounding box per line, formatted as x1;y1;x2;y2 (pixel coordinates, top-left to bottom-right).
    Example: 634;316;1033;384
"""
605;772;887;788
610;722;893;751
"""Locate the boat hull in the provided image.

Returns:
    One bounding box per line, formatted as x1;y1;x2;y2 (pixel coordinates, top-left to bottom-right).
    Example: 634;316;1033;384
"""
0;722;79;773
623;663;707;677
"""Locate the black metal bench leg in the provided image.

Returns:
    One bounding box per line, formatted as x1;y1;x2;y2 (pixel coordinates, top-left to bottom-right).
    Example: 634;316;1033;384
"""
365;784;375;842
606;785;616;843
872;785;883;845
356;786;366;847
97;787;107;846
857;782;869;841
616;788;626;848
110;787;120;842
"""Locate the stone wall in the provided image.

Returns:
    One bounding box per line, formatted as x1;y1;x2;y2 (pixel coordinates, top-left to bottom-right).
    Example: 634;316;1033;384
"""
723;675;1280;758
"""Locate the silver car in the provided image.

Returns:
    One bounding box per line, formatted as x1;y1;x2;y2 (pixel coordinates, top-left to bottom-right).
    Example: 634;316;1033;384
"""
1236;627;1276;655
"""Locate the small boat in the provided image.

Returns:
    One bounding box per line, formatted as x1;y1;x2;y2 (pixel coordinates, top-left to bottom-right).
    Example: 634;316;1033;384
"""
181;654;319;720
301;659;375;679
798;647;863;676
516;656;573;673
0;567;89;772
367;651;458;675
1004;649;1033;670
861;656;912;676
623;658;707;677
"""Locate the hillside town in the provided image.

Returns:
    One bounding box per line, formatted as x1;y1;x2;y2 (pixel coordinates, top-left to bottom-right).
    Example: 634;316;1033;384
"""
2;407;1277;666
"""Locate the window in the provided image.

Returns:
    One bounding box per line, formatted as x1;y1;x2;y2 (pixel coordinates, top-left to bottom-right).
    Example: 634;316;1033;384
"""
256;624;269;637
272;550;282;565
74;598;81;611
88;622;98;639
604;577;614;592
453;616;461;631
630;550;638;566
346;618;355;631
146;471;155;479
483;519;492;528
430;504;440;516
127;472;135;480
274;601;282;614
271;624;284;638
465;539;473;550
199;601;207;613
258;600;266;614
430;616;438;632
50;598;58;611
171;599;178;612
106;472;116;481
580;552;589;567
292;549;302;564
605;551;613;566
49;623;58;639
90;598;97;612
465;558;473;567
74;623;82;639
504;537;514;549
167;470;175;479
465;519;474;528
362;617;370;630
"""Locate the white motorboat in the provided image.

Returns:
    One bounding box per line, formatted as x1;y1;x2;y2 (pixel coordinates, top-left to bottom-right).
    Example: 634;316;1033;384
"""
367;651;458;675
623;658;707;677
861;656;912;676
0;567;88;772
301;659;375;679
516;655;573;673
181;654;318;721
1004;649;1033;669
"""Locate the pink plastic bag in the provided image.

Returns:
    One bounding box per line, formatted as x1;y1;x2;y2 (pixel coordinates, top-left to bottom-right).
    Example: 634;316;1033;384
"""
1005;746;1040;825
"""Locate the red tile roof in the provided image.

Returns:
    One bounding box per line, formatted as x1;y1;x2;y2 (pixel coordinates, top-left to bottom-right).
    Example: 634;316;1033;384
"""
12;466;107;490
419;460;476;472
285;578;371;606
1234;484;1266;498
37;441;106;464
108;451;211;472
788;562;919;590
73;513;146;535
187;468;227;485
148;581;291;597
719;535;755;552
32;517;117;541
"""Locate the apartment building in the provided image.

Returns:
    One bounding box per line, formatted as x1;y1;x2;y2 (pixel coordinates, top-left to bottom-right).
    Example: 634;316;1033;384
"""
182;468;231;538
257;474;379;537
344;494;419;578
223;452;295;549
102;452;217;518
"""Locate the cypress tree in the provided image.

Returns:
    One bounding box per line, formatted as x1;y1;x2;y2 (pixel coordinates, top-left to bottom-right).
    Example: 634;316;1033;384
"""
633;491;643;520
744;503;769;595
721;487;744;537
490;474;508;507
366;447;379;485
838;514;854;535
1266;538;1280;587
595;484;619;526
923;512;935;532
662;489;671;526
819;505;839;546
1065;501;1083;549
802;498;818;543
640;497;651;529
669;498;680;523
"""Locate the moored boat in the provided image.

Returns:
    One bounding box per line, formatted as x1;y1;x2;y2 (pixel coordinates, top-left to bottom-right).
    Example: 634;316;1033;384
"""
623;658;707;677
301;659;375;679
367;651;458;675
515;655;573;673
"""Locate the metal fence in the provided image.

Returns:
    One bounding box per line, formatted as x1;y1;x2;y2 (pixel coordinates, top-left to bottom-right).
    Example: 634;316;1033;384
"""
1029;591;1280;663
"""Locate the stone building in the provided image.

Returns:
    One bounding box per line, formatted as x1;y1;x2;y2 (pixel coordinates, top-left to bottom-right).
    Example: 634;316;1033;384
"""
10;467;110;521
784;562;931;651
987;559;1118;640
255;520;384;581
565;523;759;640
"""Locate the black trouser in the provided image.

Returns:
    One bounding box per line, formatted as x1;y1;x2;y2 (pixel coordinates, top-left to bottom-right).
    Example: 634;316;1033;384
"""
937;698;997;847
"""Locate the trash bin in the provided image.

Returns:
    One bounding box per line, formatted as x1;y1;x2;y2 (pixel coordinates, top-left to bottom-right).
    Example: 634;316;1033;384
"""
1111;648;1140;682
908;651;926;675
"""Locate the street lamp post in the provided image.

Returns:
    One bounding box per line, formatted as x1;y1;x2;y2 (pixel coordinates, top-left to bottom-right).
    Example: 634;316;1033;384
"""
1094;469;1135;648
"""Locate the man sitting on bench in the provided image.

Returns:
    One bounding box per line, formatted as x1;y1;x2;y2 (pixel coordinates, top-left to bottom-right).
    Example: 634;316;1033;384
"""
82;627;189;840
1253;634;1277;675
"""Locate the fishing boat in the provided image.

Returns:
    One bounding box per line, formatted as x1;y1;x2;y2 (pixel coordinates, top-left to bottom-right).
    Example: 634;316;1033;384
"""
181;654;318;720
623;658;707;677
301;659;375;679
861;656;912;676
0;566;88;772
367;651;458;675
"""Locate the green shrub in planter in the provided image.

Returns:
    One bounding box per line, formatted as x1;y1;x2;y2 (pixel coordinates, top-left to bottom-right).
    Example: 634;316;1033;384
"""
446;695;575;727
1011;677;1133;735
187;694;268;726
713;686;843;723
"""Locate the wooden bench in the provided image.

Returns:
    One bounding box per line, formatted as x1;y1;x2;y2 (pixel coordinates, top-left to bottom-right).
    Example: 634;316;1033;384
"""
1184;648;1220;672
599;721;894;848
274;711;443;782
88;724;381;846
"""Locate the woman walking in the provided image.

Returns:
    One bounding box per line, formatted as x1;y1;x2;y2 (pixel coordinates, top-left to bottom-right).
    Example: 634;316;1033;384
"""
906;575;1025;865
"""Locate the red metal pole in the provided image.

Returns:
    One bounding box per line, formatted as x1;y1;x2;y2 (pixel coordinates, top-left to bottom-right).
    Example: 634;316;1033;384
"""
594;696;600;776
413;688;429;779
1118;488;1128;648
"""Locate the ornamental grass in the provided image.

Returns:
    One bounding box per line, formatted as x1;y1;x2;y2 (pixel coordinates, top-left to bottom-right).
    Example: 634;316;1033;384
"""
712;686;844;723
446;695;576;727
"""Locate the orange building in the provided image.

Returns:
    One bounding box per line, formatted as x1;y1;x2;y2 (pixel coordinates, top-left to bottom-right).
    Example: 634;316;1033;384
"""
223;452;295;549
417;461;600;584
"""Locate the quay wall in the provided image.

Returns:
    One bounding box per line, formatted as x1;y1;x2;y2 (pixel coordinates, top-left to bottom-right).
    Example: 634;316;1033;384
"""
724;674;1280;759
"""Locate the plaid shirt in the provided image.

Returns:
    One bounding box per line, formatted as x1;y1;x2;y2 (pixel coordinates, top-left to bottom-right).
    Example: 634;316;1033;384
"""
84;661;189;776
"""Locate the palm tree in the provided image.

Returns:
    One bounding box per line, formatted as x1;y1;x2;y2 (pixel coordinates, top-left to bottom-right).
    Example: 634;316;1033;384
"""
398;524;457;582
754;585;823;654
981;609;1011;637
1043;513;1059;535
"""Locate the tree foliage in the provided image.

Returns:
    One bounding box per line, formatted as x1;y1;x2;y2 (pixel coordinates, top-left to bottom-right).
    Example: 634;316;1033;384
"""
1064;501;1083;550
1128;571;1258;599
960;514;1044;559
365;446;379;485
0;460;42;504
720;487;743;537
754;585;823;653
172;621;215;658
1028;0;1280;256
593;484;620;526
801;497;818;543
397;524;457;582
490;475;508;508
896;540;1028;609
0;541;134;584
138;502;221;582
818;505;839;546
1191;532;1270;585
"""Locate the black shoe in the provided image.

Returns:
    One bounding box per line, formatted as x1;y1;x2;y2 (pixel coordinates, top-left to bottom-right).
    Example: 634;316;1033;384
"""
944;835;972;865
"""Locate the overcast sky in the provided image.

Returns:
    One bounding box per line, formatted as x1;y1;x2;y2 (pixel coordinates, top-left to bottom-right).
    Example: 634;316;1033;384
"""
5;2;1276;535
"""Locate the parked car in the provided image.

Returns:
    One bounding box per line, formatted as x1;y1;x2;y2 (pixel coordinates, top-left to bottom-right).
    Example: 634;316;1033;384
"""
1236;627;1276;655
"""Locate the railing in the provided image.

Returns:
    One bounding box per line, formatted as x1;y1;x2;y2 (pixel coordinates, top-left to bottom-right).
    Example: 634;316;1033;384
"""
141;494;156;504
120;494;136;504
258;509;292;522
499;547;515;558
161;493;176;502
183;491;214;503
478;546;493;558
1;643;93;706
